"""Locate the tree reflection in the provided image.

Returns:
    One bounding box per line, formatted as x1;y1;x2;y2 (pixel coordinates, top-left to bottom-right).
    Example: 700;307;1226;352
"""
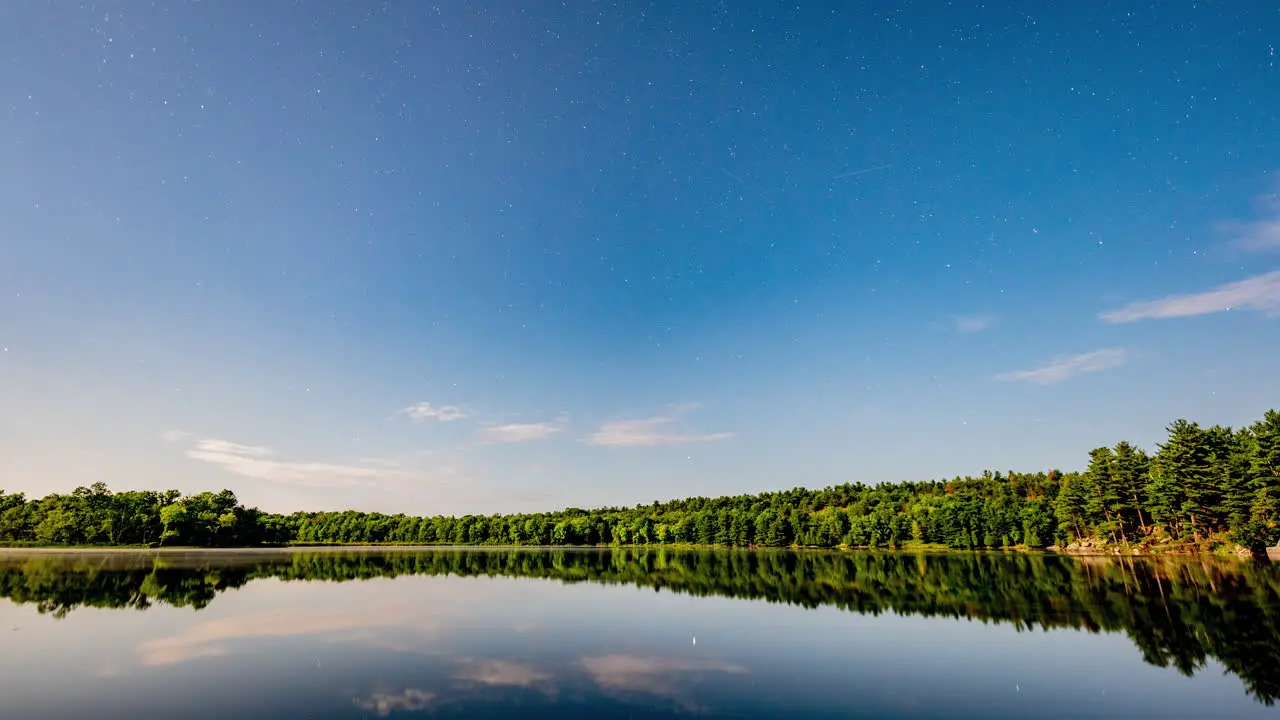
2;549;1279;704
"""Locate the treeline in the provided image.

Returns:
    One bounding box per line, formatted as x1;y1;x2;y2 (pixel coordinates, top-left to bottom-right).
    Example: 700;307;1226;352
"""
2;548;1279;704
0;487;291;548
2;410;1278;552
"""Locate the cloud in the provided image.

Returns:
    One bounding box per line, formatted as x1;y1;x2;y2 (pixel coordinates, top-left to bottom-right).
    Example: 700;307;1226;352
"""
159;430;191;444
586;413;733;447
580;654;746;709
181;437;413;488
400;402;468;422
953;314;996;333
1220;179;1280;252
191;438;272;457
996;347;1134;385
479;422;562;444
1098;270;1280;323
454;659;552;688
352;689;435;717
1226;218;1280;253
139;607;439;667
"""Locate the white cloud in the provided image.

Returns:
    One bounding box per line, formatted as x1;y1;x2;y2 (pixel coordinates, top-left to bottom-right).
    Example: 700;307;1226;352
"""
953;314;996;333
400;402;468;422
479;421;562;444
580;654;746;709
352;689;435;717
996;347;1134;385
159;430;191;444
191;438;272;457
1226;218;1280;253
586;412;733;447
181;437;411;488
1220;180;1280;252
139;607;439;667
454;659;552;688
1098;270;1280;323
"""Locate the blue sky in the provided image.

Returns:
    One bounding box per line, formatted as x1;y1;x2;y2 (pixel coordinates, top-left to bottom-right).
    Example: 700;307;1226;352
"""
2;2;1278;514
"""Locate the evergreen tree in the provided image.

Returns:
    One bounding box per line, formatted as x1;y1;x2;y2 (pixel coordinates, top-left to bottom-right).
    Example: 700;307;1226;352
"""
1081;447;1121;542
1145;471;1185;540
1208;426;1256;538
1111;441;1151;534
1154;420;1219;539
1252;410;1280;494
1248;411;1280;549
1054;473;1088;542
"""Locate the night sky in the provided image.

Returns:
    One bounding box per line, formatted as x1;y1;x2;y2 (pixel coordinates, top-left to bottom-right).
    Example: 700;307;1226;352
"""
2;1;1278;514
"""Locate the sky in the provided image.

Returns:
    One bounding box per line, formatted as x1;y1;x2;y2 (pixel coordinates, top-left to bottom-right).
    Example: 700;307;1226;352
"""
1;1;1278;515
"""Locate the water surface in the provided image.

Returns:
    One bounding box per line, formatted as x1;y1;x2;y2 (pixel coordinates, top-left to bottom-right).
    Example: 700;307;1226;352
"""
1;548;1278;718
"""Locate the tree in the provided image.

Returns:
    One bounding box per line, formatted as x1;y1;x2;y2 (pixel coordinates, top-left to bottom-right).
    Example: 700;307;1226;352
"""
1111;441;1151;534
3;409;1280;554
1081;447;1121;542
1154;420;1219;539
1054;472;1088;542
159;503;189;546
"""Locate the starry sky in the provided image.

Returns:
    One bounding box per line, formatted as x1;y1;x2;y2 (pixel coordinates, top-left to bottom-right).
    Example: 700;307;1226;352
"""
2;1;1278;515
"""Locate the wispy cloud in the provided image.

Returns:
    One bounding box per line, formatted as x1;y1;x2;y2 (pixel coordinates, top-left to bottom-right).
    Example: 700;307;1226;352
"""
580;654;746;710
479;421;562;444
159;430;191;444
352;689;435;717
180;437;414;488
139;607;440;667
1221;179;1280;253
1225;218;1280;253
400;401;468;422
1098;270;1280;323
454;659;552;688
953;314;996;334
996;347;1134;385
586;408;733;448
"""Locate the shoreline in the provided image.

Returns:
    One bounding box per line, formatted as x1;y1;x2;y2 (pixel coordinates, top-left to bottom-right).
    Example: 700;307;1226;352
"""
1;543;1276;560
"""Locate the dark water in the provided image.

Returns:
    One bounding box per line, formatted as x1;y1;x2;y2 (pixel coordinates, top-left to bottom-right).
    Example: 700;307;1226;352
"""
1;549;1279;719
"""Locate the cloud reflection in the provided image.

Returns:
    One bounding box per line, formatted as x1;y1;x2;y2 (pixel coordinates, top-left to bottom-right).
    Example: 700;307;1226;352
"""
454;659;552;688
352;688;435;717
138;607;440;667
580;653;747;708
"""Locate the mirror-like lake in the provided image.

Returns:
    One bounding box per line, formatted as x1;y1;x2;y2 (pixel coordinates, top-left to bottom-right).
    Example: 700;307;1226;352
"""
1;548;1278;718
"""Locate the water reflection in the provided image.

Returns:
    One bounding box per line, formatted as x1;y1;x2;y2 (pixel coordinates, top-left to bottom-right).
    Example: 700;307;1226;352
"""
1;548;1278;718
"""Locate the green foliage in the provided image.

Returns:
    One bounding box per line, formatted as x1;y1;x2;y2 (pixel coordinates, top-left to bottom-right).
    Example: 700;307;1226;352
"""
1157;420;1220;537
0;486;287;548
2;549;1280;705
2;409;1279;553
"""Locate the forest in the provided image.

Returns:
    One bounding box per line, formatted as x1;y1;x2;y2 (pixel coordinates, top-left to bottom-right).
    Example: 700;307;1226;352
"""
1;409;1278;553
2;548;1279;704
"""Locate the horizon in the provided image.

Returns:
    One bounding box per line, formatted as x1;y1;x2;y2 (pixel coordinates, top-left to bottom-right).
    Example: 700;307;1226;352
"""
9;407;1273;519
3;2;1278;517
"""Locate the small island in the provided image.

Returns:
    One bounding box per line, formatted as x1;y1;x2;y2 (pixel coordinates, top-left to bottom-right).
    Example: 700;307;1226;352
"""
3;409;1278;556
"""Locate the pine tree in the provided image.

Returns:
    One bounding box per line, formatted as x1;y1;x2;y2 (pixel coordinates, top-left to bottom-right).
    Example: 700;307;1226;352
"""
1054;473;1089;542
1111;441;1151;535
1208;426;1256;538
1251;410;1280;493
1248;411;1280;549
1146;466;1185;540
1081;447;1120;542
1154;420;1219;539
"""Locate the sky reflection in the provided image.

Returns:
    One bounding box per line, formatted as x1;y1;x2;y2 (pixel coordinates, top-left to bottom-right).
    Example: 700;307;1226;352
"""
0;550;1277;719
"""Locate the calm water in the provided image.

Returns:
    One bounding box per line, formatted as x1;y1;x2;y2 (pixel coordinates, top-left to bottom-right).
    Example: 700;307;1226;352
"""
1;549;1278;719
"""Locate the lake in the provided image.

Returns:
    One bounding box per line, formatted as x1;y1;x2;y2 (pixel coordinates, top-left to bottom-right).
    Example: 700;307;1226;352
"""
1;548;1278;718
